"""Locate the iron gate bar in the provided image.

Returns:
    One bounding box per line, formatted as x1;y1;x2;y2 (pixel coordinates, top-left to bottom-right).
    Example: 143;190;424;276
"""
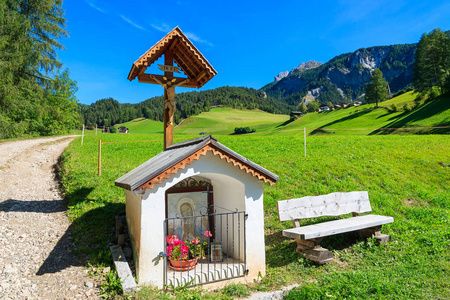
164;210;246;289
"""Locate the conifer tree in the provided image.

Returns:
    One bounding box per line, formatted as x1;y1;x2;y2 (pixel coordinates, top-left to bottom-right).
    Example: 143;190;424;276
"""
413;28;450;96
298;102;307;113
0;0;77;138
365;68;388;108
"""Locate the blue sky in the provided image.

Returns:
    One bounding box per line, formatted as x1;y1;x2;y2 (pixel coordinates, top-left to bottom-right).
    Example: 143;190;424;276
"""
58;0;450;105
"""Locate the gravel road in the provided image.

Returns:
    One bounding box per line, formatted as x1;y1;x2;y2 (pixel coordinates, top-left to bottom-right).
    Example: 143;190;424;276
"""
0;136;100;299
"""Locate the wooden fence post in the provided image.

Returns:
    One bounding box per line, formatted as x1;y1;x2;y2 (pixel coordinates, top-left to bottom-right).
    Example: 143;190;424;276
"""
81;124;85;146
98;139;102;176
304;127;306;157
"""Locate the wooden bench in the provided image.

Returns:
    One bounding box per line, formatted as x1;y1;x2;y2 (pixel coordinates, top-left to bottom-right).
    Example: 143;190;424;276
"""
277;191;394;264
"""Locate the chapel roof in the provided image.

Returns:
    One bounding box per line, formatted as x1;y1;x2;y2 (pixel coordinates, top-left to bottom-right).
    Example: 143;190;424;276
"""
115;135;278;191
127;27;217;88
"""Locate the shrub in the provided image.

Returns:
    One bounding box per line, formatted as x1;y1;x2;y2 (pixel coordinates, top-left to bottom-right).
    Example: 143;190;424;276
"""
389;104;398;112
429;86;441;99
234;127;255;134
110;127;117;133
403;103;412;112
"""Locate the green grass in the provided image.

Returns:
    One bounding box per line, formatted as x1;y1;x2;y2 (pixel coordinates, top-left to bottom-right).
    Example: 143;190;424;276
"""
60;132;450;299
274;95;450;136
174;107;289;136
380;90;417;107
107;94;449;139
113;118;164;134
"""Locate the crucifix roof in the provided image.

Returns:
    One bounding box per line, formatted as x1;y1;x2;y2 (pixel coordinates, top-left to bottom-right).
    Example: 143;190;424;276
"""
127;27;217;88
115;135;279;191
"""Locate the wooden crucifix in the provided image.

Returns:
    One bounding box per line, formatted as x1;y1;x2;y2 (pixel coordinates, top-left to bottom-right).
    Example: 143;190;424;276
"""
127;27;217;150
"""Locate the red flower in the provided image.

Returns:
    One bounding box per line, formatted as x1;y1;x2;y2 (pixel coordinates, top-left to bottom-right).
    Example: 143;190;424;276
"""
173;235;179;242
166;235;174;245
181;245;189;253
204;231;212;237
192;238;200;244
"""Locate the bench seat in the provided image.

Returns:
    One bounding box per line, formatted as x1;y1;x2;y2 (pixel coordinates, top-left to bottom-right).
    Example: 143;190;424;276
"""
282;214;394;240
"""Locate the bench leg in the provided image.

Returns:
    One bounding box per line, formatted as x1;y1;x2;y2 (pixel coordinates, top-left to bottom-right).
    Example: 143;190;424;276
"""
296;238;334;264
359;226;390;244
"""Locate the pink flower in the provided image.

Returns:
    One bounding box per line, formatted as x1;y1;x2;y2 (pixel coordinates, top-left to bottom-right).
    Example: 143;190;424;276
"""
167;245;173;256
173;235;179;242
192;238;200;244
173;240;184;247
181;245;189;253
204;231;212;237
178;253;188;260
166;235;174;245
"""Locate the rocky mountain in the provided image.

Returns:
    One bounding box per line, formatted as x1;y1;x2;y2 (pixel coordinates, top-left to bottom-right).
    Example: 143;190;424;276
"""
274;60;323;81
263;44;417;105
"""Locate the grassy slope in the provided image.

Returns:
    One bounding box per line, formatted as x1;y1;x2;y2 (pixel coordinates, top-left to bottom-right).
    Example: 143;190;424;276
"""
61;133;450;299
276;93;450;135
109;92;449;138
174;107;289;136
113;118;163;134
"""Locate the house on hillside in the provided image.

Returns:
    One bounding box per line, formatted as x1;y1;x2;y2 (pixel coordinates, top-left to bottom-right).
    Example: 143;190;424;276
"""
290;111;303;117
118;126;129;134
340;102;349;108
318;105;330;112
115;135;278;289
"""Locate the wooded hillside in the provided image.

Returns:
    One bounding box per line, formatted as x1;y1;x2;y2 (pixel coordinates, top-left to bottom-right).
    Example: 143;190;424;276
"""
79;86;293;127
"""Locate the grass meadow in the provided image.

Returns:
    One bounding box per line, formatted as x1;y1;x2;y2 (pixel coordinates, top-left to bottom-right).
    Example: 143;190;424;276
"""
112;94;450;138
60;130;450;299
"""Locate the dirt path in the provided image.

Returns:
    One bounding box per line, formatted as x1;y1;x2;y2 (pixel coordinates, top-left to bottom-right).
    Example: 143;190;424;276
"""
0;136;100;299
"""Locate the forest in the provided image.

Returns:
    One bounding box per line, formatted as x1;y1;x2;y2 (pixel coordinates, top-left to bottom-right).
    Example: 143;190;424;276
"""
0;0;80;139
79;86;293;127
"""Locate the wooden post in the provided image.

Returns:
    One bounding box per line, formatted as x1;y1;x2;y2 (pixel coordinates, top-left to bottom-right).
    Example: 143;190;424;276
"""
163;50;175;150
98;139;102;176
81;124;85;146
95;124;97;135
304;127;306;157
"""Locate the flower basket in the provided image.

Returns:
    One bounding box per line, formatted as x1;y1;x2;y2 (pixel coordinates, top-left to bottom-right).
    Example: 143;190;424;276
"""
168;257;198;271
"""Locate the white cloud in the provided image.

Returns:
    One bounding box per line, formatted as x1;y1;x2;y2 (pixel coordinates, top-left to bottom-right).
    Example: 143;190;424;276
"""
151;23;173;33
120;15;147;31
85;1;105;13
185;32;213;46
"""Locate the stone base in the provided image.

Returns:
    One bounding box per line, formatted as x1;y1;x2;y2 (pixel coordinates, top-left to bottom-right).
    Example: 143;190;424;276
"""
374;233;390;244
359;226;390;244
305;246;334;264
296;239;334;264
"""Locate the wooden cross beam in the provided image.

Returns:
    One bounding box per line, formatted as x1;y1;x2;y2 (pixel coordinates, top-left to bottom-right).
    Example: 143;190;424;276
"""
127;27;217;150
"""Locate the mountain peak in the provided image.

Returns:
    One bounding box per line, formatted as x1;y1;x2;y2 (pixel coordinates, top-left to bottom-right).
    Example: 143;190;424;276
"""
274;60;323;81
293;60;323;72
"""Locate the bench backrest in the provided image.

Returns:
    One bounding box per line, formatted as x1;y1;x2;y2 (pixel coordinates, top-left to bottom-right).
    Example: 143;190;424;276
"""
277;191;372;222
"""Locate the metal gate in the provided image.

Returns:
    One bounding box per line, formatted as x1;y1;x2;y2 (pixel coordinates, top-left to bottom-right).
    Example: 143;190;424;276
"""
164;207;247;289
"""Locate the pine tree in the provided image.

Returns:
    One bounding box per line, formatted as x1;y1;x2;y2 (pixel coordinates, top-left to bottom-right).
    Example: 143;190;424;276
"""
298;102;307;113
0;0;77;138
365;68;388;108
413;28;450;96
